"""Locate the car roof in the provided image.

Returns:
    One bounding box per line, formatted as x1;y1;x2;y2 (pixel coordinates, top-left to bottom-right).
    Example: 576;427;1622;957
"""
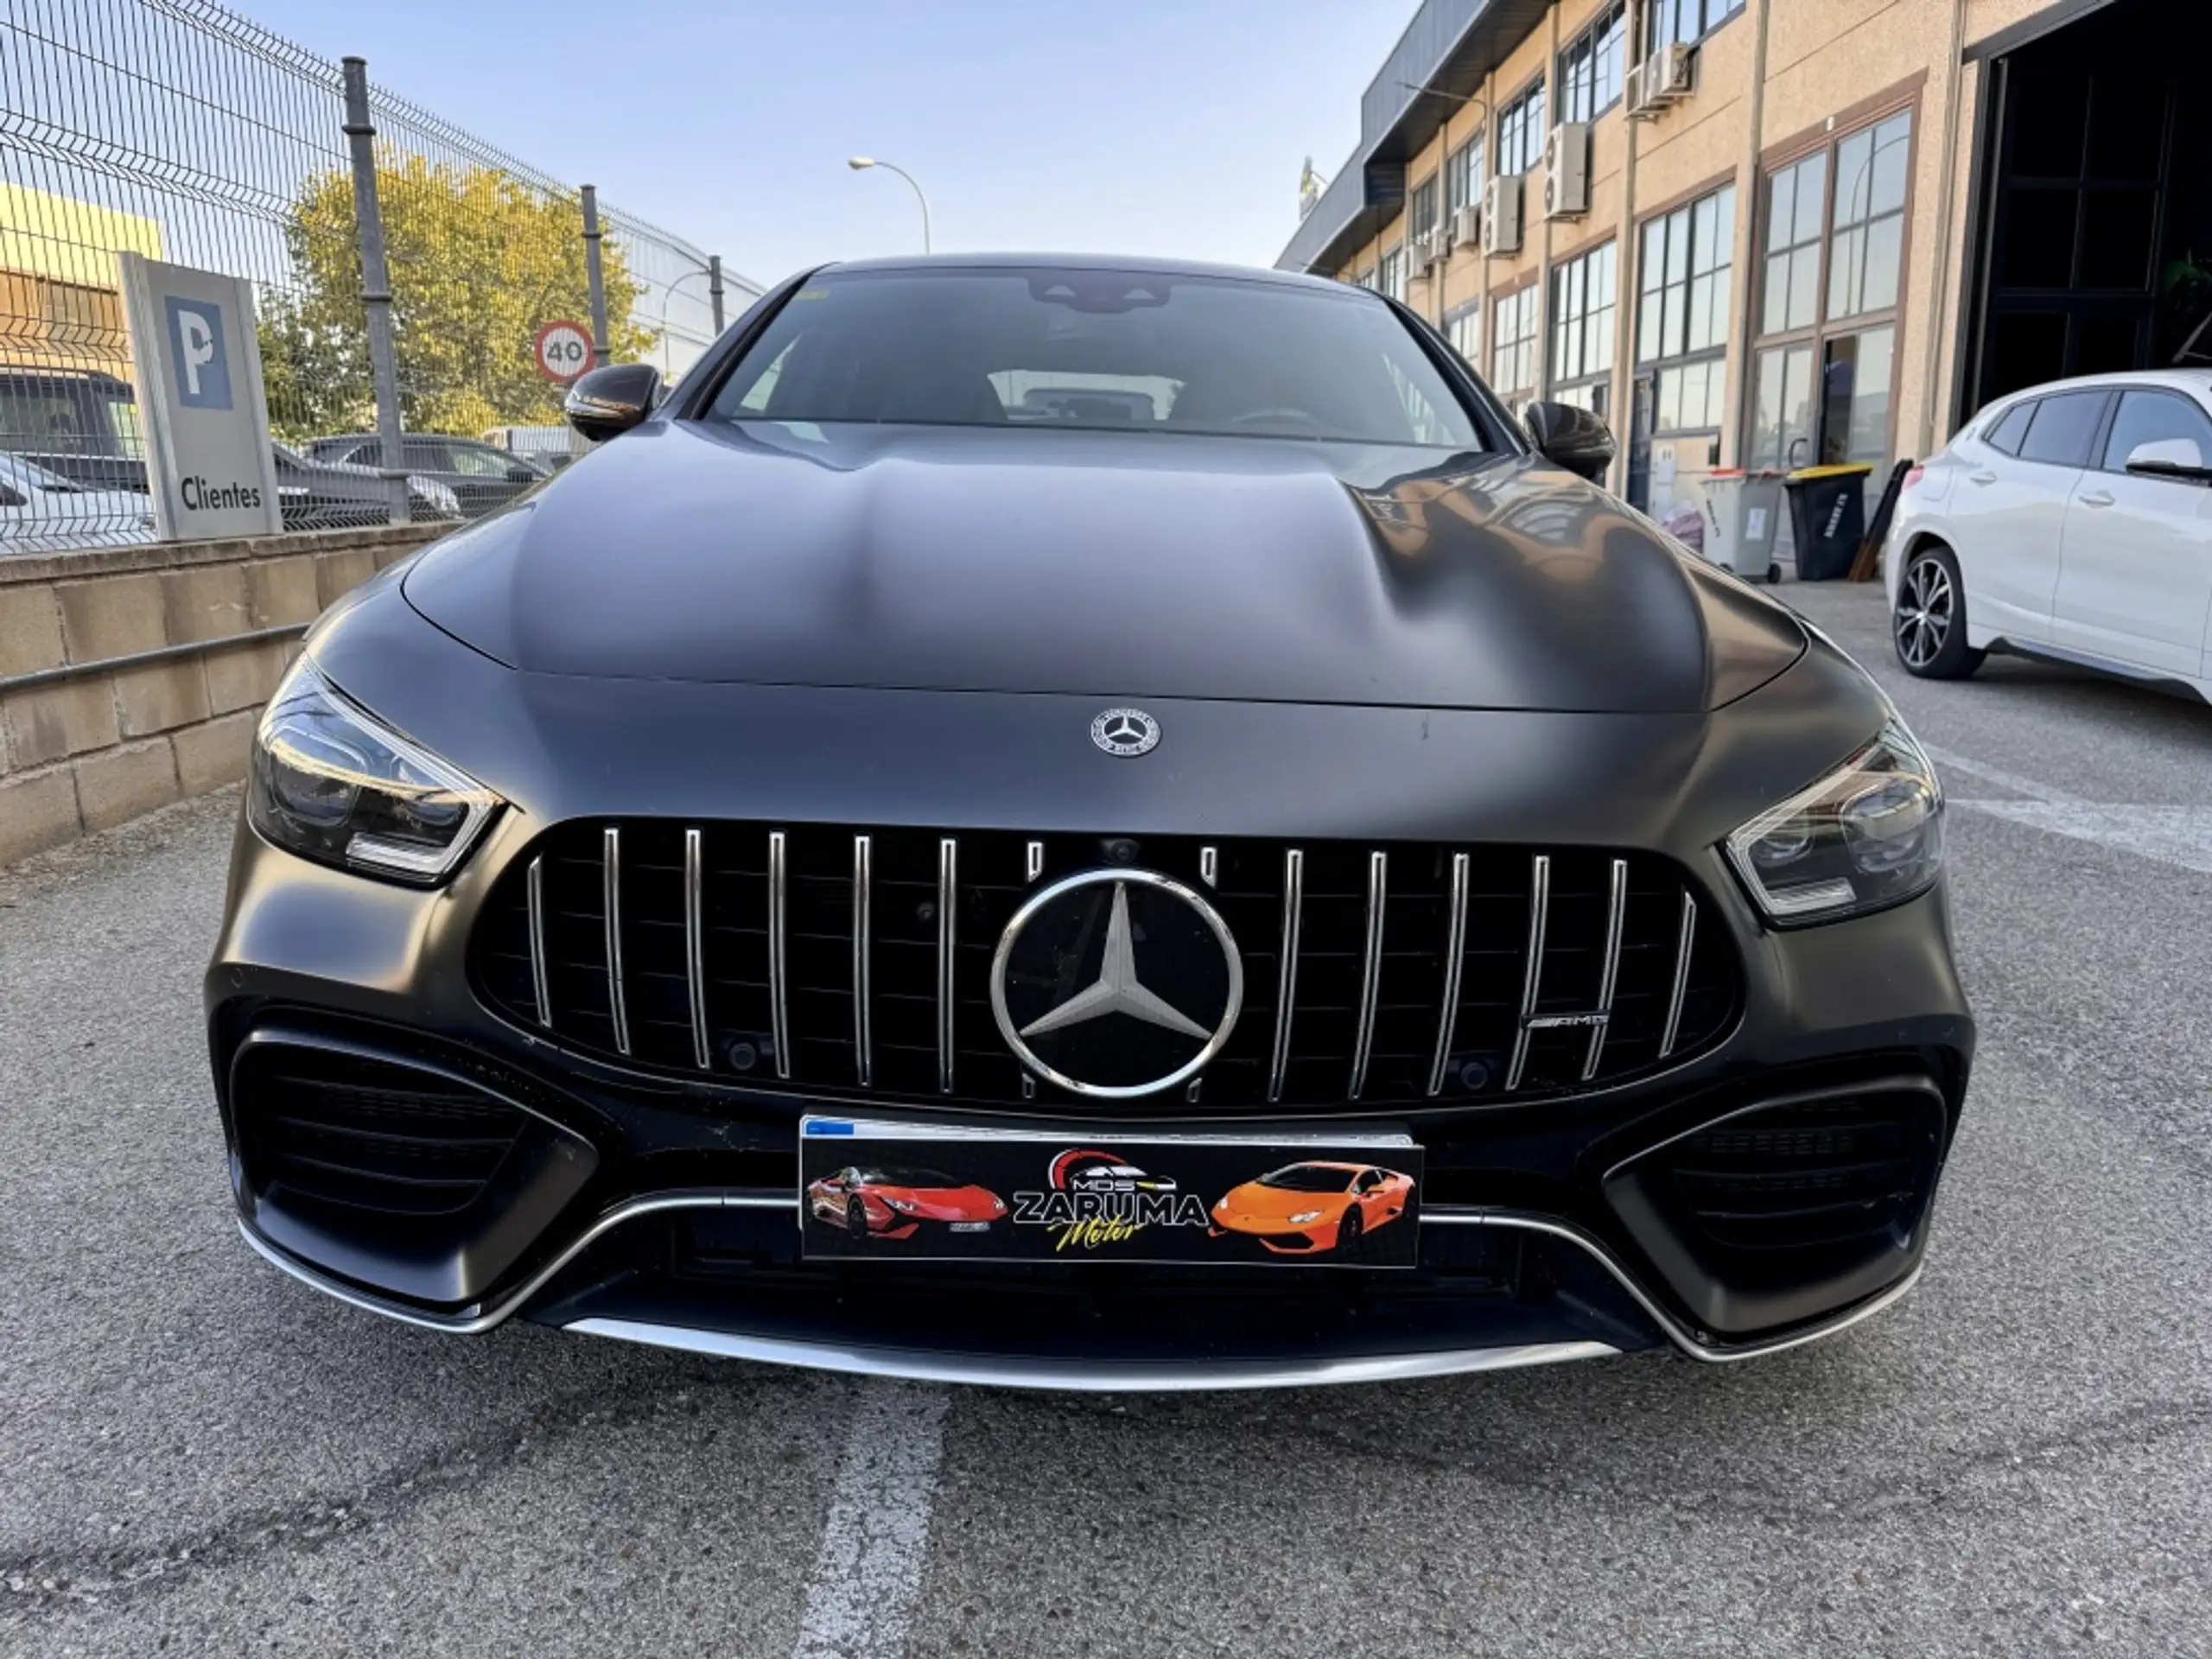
813;250;1362;300
1986;368;2212;407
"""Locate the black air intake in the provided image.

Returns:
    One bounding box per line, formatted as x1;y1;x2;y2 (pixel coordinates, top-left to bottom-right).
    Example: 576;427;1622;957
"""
229;1029;598;1307
474;823;1738;1114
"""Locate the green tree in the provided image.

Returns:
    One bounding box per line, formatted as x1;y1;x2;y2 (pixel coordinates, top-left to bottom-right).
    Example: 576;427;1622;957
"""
258;151;656;441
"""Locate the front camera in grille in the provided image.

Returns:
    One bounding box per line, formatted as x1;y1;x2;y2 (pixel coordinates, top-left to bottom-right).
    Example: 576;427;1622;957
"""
472;823;1739;1113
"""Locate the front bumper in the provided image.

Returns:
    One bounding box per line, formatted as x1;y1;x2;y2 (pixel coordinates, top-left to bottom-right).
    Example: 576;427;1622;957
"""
209;818;1970;1389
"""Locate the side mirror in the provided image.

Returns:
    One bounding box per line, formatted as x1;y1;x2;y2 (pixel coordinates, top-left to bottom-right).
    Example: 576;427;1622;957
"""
563;363;663;442
2124;436;2212;485
1522;400;1617;484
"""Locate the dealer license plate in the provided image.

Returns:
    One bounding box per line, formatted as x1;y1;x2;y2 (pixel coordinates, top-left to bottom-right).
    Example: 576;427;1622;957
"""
799;1116;1423;1268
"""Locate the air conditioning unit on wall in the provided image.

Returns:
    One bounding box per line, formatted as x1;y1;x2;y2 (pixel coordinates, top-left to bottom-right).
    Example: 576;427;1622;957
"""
1544;123;1591;219
1482;175;1523;256
1409;230;1439;275
1452;203;1483;248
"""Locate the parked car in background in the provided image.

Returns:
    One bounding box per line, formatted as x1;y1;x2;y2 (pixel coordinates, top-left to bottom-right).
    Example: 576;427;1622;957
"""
304;433;547;517
273;442;461;531
480;423;584;472
0;367;147;494
1887;369;2212;700
0;451;156;551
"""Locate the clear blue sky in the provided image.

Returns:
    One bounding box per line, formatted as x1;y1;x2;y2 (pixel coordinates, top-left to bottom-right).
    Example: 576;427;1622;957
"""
241;0;1413;289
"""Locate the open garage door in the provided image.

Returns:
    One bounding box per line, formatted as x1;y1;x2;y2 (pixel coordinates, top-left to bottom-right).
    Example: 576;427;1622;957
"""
1961;0;2212;414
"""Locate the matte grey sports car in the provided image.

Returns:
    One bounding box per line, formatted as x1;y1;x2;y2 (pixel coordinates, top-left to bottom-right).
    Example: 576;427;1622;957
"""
209;256;1971;1389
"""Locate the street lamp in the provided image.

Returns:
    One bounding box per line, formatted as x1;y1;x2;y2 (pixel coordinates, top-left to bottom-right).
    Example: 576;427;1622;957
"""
848;156;931;253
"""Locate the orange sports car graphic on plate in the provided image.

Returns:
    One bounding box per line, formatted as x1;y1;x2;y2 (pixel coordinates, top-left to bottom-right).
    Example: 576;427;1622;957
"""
805;1165;1008;1241
1211;1160;1414;1255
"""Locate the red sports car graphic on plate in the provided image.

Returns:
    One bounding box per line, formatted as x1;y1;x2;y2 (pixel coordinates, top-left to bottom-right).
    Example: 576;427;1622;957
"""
1211;1161;1414;1255
806;1165;1008;1241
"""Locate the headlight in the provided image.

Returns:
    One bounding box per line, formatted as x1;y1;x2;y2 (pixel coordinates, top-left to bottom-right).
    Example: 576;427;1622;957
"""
1287;1210;1325;1225
1725;721;1942;925
883;1197;919;1214
408;474;461;518
248;657;499;883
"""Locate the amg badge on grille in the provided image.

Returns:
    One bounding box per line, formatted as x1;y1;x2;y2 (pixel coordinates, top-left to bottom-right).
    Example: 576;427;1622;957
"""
1090;708;1160;756
990;868;1242;1097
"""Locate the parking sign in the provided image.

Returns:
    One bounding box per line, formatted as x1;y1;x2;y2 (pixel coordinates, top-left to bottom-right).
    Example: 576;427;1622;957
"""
119;254;283;540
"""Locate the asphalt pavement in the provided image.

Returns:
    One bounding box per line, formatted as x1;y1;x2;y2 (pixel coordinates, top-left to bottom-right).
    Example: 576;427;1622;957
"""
3;579;2209;1657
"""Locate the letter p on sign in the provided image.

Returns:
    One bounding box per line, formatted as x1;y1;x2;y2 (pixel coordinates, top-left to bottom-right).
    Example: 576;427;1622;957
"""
164;296;232;410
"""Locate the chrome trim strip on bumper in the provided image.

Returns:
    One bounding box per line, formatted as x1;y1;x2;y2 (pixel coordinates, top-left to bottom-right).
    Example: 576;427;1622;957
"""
566;1320;1622;1394
238;1194;1921;1381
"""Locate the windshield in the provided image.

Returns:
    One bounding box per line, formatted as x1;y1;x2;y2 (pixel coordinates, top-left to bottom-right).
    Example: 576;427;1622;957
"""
707;267;1485;448
854;1167;959;1188
1255;1165;1357;1193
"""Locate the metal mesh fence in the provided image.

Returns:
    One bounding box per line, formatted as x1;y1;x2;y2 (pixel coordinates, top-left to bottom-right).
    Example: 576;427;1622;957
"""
0;0;751;550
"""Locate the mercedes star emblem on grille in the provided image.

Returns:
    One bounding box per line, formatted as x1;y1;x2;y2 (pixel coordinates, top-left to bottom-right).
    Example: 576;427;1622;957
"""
990;867;1243;1098
1090;707;1160;756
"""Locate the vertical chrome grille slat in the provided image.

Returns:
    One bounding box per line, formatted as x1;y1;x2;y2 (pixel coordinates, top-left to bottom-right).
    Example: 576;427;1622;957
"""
937;836;957;1094
1199;845;1217;887
1346;849;1389;1100
1025;840;1044;883
602;827;630;1058
767;830;791;1081
1266;848;1304;1103
1582;857;1629;1081
526;855;552;1029
1659;890;1698;1058
1504;853;1551;1092
684;828;711;1071
1426;851;1471;1096
852;834;873;1086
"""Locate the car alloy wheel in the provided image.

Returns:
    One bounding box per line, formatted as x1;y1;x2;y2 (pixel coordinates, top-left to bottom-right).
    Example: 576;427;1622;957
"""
1894;554;1954;671
847;1197;870;1239
1338;1205;1363;1253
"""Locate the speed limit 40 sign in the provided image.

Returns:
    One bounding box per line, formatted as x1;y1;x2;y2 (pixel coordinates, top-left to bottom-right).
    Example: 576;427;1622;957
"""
534;319;594;383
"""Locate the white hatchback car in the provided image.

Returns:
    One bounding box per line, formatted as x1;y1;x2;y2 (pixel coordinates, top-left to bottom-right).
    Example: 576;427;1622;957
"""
1885;369;2212;699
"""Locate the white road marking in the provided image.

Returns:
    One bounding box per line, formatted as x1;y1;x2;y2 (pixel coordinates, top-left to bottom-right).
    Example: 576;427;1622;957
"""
791;1382;950;1659
1922;744;2212;874
1954;800;2212;874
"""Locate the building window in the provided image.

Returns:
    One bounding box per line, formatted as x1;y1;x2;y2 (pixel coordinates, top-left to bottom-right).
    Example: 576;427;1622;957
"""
1548;240;1618;416
1496;78;1546;178
1637;183;1735;433
1352;265;1377;291
1409;175;1440;245
1559;4;1627;125
1446;135;1485;228
1491;283;1541;402
1642;0;1744;52
1751;108;1914;472
1380;243;1407;302
1446;302;1481;366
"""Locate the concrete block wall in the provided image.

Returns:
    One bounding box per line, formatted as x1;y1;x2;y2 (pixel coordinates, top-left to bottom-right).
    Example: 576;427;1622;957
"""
0;523;445;867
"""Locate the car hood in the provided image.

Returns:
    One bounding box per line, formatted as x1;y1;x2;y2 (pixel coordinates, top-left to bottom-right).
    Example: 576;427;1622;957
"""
402;419;1802;714
1220;1183;1351;1220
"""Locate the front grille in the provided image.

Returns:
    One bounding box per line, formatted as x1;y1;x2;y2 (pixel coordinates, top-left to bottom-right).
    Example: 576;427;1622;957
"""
473;823;1738;1113
1658;1090;1943;1261
233;1044;530;1217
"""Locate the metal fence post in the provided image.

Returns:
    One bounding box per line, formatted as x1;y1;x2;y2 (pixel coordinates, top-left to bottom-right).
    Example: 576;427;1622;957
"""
581;184;610;368
709;255;726;334
340;56;410;526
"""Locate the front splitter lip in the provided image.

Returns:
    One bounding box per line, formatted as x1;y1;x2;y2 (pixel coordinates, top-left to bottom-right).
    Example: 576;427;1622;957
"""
234;1193;1923;1389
